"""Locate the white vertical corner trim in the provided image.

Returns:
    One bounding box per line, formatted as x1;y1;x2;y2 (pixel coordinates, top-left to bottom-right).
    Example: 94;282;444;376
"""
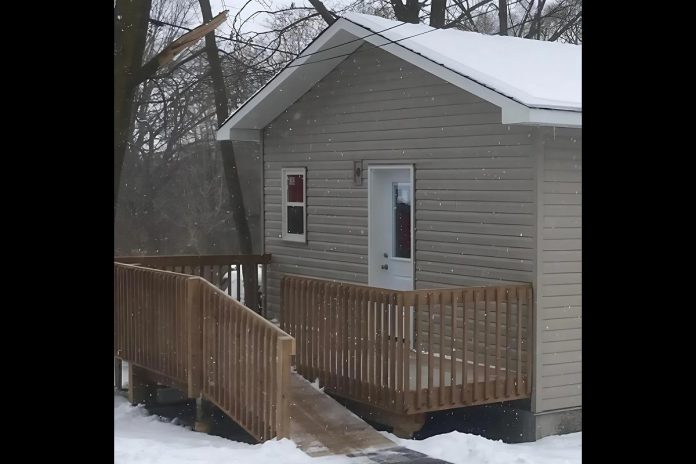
532;127;546;414
281;167;307;243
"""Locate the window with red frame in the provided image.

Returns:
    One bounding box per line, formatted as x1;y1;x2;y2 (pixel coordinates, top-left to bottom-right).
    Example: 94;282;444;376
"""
281;168;306;242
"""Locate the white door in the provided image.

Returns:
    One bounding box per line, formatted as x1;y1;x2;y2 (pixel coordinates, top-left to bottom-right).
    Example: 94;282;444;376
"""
368;166;414;290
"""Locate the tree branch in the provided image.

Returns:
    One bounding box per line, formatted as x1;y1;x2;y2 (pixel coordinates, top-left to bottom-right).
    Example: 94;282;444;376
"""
132;10;228;87
307;0;337;25
548;8;581;41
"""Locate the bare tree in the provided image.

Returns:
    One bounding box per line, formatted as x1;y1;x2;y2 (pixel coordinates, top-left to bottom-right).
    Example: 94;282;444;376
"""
199;0;259;310
114;0;226;218
498;0;508;34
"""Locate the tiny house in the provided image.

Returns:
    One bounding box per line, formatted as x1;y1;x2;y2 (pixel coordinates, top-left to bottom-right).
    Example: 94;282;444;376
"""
217;13;581;441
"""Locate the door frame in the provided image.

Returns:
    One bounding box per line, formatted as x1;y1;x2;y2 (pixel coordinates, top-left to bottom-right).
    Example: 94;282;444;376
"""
367;164;415;290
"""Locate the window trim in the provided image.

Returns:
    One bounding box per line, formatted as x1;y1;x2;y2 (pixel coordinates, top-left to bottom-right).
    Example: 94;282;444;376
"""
281;167;307;242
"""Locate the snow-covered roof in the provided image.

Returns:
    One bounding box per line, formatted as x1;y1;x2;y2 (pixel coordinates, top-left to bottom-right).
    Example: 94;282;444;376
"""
217;13;581;141
344;13;581;111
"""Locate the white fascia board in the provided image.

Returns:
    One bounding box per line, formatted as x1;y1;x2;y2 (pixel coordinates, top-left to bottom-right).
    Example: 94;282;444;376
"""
215;129;262;142
502;106;582;128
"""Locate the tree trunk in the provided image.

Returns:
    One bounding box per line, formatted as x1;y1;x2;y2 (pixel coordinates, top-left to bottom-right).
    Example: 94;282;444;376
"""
430;0;447;28
114;0;152;219
198;0;258;312
307;0;336;25
391;0;421;23
498;0;508;35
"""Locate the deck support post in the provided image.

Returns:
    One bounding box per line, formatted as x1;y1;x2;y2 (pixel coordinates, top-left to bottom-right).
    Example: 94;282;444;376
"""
194;396;213;433
128;364;156;405
114;358;123;390
390;413;427;438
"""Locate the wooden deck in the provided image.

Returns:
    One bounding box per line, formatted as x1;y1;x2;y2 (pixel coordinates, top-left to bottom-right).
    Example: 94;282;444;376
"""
114;261;295;442
114;258;404;454
281;275;533;418
115;256;534;447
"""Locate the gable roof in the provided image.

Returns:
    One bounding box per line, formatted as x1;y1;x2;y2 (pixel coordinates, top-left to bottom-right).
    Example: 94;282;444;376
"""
217;13;581;141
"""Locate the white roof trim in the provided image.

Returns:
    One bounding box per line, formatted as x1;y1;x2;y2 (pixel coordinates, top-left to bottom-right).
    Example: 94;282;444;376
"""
217;18;580;141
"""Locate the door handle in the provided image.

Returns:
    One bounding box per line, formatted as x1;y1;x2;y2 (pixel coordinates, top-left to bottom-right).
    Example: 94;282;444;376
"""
380;264;389;270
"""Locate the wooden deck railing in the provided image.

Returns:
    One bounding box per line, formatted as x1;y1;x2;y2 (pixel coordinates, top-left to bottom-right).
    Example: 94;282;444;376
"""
114;254;271;316
114;262;294;441
281;276;533;415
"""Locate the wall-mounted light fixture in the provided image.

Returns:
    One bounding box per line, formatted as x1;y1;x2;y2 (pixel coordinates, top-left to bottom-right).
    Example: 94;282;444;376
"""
353;160;363;186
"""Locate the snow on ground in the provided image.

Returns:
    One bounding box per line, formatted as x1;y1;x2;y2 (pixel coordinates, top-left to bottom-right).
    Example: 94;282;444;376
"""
384;431;581;464
114;394;349;464
115;390;581;464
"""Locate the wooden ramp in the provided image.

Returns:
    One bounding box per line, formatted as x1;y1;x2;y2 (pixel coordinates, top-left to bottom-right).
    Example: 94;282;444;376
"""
287;372;396;457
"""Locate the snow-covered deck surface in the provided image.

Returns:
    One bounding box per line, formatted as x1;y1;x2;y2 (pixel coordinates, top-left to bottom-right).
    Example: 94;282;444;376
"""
115;391;581;464
406;350;519;389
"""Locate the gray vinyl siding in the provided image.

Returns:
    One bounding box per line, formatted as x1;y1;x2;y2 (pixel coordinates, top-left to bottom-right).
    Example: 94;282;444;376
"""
263;45;535;318
536;129;582;413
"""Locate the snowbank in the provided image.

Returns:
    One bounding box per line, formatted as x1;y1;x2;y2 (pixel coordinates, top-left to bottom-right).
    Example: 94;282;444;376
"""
385;430;581;464
115;393;580;464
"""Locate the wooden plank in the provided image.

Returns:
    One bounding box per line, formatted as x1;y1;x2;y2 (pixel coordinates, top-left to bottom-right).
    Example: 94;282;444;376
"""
505;288;511;397
322;281;329;386
495;287;502;399
427;292;433;408
439;291;445;406
367;289;374;403
187;278;202;397
389;291;396;408
360;287;368;401
461;289;468;403
347;286;354;397
484;288;490;401
402;292;410;410
277;337;294;438
311;281;319;383
450;291;456;404
373;291;381;400
396;292;404;409
472;289;479;402
241;308;247;427
263;326;270;440
338;285;345;394
236;264;241;301
415;293;421;410
298;279;305;375
329;283;337;388
381;291;389;407
526;286;533;396
516;287;523;396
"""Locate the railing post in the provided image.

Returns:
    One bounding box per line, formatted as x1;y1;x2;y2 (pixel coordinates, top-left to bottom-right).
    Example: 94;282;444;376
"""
526;285;534;395
187;277;203;398
114;359;123;390
275;336;295;438
242;264;260;313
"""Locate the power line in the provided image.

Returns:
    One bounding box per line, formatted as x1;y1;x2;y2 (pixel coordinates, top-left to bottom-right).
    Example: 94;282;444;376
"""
149;15;420;63
150;14;443;84
239;19;439;76
291;18;413;61
285;23;438;69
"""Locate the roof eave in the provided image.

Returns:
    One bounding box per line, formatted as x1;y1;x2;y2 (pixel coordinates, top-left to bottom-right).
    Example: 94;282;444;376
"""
502;106;582;128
